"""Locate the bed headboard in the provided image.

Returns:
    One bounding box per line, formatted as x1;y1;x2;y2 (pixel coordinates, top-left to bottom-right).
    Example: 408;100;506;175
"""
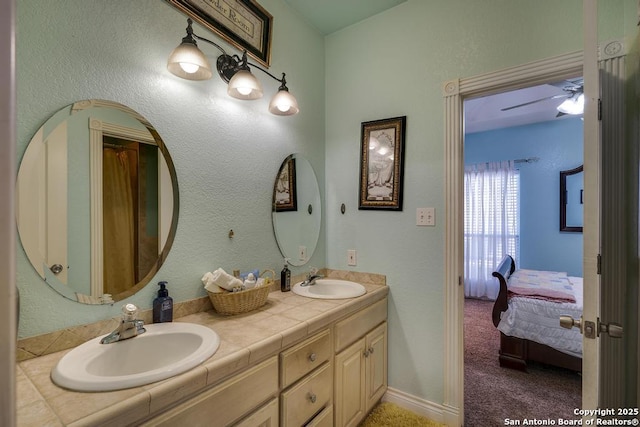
491;254;515;327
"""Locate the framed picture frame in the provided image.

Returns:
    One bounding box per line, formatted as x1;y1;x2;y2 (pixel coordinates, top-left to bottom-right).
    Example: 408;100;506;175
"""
167;0;273;67
274;157;297;212
358;116;406;211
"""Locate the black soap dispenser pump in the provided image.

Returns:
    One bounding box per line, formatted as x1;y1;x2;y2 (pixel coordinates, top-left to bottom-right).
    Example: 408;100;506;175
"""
153;281;173;323
281;259;291;292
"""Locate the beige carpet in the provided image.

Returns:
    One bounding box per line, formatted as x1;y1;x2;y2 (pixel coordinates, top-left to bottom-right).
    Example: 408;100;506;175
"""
360;402;446;427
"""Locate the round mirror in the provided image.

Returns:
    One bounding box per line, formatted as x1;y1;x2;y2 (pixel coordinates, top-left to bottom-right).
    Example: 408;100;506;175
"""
272;154;321;267
16;100;179;304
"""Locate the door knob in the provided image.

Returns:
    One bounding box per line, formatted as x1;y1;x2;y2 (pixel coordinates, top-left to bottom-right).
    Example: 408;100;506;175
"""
561;315;623;339
560;315;582;331
600;321;623;338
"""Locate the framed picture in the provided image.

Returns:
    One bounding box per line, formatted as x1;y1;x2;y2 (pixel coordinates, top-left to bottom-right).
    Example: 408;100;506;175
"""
274;157;297;212
167;0;273;67
359;116;406;211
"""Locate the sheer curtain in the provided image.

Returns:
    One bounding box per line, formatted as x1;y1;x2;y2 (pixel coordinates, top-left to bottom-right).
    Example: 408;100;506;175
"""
464;161;520;300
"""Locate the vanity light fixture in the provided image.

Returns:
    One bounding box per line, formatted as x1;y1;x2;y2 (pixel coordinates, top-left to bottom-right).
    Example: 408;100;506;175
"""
167;18;299;116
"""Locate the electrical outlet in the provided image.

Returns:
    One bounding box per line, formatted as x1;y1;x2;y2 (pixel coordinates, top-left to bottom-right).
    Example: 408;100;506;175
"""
347;249;357;266
417;207;435;226
298;246;307;261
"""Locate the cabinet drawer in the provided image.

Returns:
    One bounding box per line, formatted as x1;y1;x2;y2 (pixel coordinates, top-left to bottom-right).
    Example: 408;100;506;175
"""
305;405;333;427
143;356;278;427
335;298;387;352
280;329;331;388
280;362;333;427
233;397;278;427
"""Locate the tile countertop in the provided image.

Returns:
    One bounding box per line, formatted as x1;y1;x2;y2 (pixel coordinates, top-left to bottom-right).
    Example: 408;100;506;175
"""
17;280;388;427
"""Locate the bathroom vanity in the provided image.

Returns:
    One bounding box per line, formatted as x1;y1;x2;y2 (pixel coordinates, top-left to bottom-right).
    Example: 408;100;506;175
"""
17;279;388;427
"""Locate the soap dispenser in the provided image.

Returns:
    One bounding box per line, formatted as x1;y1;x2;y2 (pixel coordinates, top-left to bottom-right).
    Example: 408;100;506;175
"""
281;259;291;292
153;281;173;323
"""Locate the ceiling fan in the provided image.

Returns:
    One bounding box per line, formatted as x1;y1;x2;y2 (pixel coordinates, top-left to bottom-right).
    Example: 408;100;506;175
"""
500;78;584;117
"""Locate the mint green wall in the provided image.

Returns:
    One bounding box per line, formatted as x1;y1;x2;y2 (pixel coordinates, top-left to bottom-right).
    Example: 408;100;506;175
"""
16;0;325;337
324;0;634;405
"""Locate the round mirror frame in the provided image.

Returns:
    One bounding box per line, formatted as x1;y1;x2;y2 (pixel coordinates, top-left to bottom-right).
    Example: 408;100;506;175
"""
16;100;179;304
271;154;321;267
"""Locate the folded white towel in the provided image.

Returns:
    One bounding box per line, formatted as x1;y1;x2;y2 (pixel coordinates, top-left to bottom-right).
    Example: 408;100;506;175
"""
207;268;243;292
201;272;224;293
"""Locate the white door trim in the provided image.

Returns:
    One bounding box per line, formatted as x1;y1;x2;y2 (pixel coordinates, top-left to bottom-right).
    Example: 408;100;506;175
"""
442;50;583;426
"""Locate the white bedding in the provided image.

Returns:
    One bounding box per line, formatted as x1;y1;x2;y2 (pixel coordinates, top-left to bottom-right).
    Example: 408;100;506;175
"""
497;277;583;358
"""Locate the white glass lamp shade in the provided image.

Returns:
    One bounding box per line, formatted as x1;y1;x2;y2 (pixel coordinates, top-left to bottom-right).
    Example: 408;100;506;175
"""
227;70;263;100
268;89;300;116
167;42;213;81
557;93;584;115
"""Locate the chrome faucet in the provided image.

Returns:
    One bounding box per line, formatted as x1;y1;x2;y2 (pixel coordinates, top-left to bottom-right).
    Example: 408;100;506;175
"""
300;267;324;287
100;304;146;344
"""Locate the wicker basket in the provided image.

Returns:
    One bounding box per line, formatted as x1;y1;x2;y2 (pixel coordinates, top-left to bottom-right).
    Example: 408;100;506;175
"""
207;283;271;315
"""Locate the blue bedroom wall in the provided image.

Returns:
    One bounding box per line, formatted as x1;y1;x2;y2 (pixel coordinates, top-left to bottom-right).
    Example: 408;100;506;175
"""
464;117;583;277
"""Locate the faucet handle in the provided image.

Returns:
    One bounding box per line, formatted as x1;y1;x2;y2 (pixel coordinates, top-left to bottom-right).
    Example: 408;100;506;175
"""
122;303;139;321
309;267;318;276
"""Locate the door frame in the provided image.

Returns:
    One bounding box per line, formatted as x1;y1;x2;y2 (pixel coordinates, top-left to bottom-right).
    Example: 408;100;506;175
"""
442;51;584;426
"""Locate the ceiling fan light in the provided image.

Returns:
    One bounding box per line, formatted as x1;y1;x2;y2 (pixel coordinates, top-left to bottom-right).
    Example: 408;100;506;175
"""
228;70;263;100
557;93;584;115
167;42;213;81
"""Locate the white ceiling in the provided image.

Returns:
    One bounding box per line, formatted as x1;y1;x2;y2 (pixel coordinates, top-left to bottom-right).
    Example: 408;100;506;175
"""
464;81;584;134
281;1;583;133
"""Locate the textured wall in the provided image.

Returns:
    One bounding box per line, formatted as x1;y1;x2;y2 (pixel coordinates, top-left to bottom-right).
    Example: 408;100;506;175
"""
16;0;325;337
324;0;633;405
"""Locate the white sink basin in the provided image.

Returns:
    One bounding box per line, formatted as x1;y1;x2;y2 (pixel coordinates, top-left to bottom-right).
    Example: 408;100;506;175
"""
292;278;366;300
51;322;220;392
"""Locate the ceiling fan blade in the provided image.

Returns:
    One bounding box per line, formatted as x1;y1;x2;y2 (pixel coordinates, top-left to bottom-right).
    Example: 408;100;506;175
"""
500;93;568;111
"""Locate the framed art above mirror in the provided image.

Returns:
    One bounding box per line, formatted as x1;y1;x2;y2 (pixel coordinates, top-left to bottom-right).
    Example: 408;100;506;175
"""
16;100;179;304
272;154;321;267
560;164;583;232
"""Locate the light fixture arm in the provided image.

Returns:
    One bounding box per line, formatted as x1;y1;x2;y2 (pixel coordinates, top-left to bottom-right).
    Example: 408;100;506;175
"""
186;18;228;56
187;19;288;89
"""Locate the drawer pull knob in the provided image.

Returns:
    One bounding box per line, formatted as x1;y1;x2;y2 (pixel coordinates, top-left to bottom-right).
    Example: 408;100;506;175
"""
309;393;317;403
368;347;374;354
363;350;370;357
308;352;317;362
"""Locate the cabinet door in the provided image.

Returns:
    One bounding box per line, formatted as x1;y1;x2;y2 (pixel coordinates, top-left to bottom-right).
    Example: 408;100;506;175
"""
334;337;366;427
365;322;387;411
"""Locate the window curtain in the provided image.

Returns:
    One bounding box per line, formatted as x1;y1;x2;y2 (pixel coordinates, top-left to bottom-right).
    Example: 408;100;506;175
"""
464;161;520;300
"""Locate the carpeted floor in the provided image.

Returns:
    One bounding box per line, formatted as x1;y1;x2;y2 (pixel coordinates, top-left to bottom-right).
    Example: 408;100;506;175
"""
464;298;581;426
360;402;446;427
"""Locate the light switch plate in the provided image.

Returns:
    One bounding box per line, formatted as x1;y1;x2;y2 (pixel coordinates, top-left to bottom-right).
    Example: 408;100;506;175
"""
298;246;307;261
417;207;435;226
347;249;357;266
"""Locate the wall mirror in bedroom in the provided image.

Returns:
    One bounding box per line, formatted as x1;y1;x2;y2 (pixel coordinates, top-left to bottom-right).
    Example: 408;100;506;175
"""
16;99;179;304
560;165;583;232
271;154;321;267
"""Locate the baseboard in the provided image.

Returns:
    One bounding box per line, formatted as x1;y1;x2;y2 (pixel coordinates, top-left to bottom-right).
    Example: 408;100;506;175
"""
383;387;461;426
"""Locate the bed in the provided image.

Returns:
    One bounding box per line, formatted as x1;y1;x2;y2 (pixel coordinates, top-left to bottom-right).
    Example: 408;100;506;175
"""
491;254;583;372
